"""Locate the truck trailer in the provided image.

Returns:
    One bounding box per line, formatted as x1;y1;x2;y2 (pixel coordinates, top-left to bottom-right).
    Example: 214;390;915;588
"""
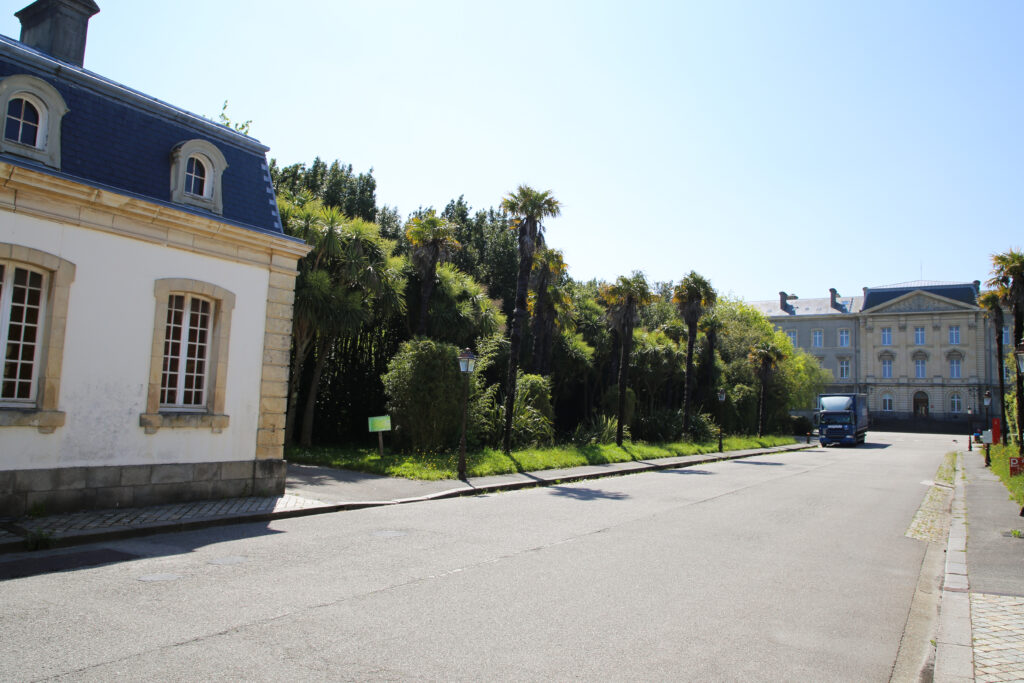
817;393;869;446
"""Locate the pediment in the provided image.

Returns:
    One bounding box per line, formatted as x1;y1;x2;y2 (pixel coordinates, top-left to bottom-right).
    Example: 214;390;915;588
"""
865;291;976;314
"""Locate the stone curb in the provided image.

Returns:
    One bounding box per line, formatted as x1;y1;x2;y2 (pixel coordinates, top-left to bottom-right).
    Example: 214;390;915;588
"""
0;443;814;554
934;452;974;683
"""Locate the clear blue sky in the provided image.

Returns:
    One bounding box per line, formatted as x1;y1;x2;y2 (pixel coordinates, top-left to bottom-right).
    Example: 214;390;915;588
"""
3;1;1021;301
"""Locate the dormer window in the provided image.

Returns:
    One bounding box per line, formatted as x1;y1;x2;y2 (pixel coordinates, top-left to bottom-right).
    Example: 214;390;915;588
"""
0;74;68;168
170;140;227;215
5;96;41;147
185;156;208;197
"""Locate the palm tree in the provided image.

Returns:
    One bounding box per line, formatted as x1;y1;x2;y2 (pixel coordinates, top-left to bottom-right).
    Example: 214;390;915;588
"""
979;290;1009;445
528;248;573;376
500;185;561;454
602;272;653;446
748;341;785;437
674;272;717;436
405;211;460;336
988;248;1024;451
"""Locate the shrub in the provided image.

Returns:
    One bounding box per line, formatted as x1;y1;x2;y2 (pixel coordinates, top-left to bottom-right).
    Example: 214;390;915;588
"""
633;408;684;443
382;339;464;452
687;412;718;442
477;372;555;449
571;415;625;445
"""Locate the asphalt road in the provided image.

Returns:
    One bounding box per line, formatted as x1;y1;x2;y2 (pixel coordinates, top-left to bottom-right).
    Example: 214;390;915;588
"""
0;432;954;681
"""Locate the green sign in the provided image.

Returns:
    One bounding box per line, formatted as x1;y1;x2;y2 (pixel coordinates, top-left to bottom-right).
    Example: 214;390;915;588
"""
368;415;392;432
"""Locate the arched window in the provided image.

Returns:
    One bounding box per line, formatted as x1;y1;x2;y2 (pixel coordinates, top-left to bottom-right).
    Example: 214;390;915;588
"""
170;140;227;214
184;156;208;197
5;96;41;147
0;75;68;168
881;393;894;412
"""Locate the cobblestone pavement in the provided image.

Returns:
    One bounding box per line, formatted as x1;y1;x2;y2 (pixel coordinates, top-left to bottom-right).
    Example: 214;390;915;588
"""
5;494;327;540
906;482;953;543
971;592;1024;682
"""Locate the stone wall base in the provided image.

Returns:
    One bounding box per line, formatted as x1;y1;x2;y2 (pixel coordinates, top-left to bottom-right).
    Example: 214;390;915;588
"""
0;459;287;517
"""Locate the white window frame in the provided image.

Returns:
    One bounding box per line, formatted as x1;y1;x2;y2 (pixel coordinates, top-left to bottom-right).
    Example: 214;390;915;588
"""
0;262;47;406
838;328;850;347
950;393;962;414
812;329;823;348
915;358;926;379
838;359;850;379
786;330;797;347
881;358;893;379
949;325;960;345
170;139;228;215
881;327;892;346
949;358;961;379
159;292;213;411
881;394;894;412
0;74;68;169
1004;326;1011;345
914;326;925;345
141;279;234;434
0;245;74;434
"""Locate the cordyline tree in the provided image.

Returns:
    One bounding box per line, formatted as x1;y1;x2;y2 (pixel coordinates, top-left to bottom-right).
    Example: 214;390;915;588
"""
674;271;717;435
406;210;460;336
602;272;653;446
979;290;1008;446
749;340;786;437
988;248;1024;452
500;185;561;454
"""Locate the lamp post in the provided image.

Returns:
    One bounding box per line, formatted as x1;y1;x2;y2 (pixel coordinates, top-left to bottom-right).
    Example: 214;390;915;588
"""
717;388;726;452
967;405;973;452
984;390;992;467
1015;341;1024;455
457;348;476;481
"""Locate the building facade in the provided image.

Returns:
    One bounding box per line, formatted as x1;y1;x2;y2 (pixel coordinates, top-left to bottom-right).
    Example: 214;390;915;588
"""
750;281;1006;431
0;0;309;515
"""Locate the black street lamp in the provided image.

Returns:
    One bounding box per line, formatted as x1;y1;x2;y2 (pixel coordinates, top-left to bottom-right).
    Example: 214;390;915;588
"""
984;390;992;467
457;348;476;481
967;405;973;452
717;388;726;452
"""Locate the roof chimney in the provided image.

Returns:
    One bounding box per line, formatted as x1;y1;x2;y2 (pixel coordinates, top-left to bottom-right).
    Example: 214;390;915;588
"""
16;0;100;67
829;288;844;311
779;291;797;314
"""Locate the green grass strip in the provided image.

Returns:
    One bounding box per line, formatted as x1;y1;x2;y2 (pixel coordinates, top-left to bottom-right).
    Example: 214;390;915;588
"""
984;443;1024;506
286;435;799;481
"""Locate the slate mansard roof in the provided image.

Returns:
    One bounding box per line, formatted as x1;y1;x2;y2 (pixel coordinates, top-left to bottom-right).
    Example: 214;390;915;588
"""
748;294;863;319
0;34;284;236
860;281;979;311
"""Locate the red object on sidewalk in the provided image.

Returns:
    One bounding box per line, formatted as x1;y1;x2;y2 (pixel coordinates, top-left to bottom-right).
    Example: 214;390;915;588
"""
992;418;1001;445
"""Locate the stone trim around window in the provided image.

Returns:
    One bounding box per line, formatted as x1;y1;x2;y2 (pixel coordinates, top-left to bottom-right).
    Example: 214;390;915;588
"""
0;74;69;169
140;278;234;434
170;140;228;215
0;243;74;433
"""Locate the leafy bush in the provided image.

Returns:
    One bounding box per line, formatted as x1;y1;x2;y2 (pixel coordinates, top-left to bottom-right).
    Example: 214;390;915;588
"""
476;372;555;449
571;415;625;445
382;339;464;452
633;408;684;443
687;412;718;442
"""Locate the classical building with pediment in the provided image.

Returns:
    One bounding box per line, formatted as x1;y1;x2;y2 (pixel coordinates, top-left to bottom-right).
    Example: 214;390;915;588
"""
750;281;1008;431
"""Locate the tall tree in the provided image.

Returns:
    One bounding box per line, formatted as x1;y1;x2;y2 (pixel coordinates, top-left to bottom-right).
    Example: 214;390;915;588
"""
602;272;653;446
988;248;1024;451
674;271;717;435
529;248;573;376
500;186;561;454
405;210;459;336
748;341;785;437
979;290;1009;445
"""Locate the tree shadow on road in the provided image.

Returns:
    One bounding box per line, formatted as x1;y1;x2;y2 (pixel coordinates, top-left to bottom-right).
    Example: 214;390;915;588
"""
547;486;630;501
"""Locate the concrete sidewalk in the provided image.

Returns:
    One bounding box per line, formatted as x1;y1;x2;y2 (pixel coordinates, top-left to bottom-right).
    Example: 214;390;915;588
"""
0;443;812;554
934;450;1024;683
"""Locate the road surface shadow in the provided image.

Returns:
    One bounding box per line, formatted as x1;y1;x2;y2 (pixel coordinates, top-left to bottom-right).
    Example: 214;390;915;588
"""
658;469;714;475
732;461;785;466
0;523;282;581
548;486;630;501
